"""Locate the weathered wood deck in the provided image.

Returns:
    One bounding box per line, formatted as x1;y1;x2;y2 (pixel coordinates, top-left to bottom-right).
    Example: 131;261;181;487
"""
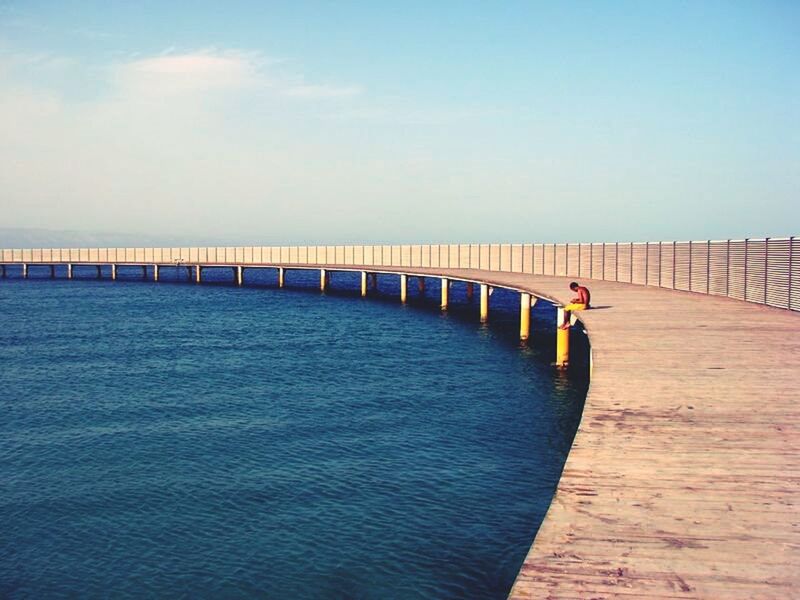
405;268;800;599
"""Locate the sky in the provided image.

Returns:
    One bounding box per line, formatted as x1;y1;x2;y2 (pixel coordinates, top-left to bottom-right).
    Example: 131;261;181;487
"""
0;1;798;245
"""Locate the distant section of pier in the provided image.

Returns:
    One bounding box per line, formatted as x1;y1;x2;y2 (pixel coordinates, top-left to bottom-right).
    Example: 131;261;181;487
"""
2;236;799;598
2;238;798;312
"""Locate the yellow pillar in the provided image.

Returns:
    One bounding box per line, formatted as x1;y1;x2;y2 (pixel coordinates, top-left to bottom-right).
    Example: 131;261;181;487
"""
418;277;425;294
235;265;243;286
153;264;159;282
520;293;531;341
556;308;570;367
22;263;28;279
195;265;202;283
480;284;489;323
466;282;474;301
278;267;285;288
320;269;327;292
67;264;73;279
400;274;408;303
440;277;449;310
111;264;117;280
361;271;368;297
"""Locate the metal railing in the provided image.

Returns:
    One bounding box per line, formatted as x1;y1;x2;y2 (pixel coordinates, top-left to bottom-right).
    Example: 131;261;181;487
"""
1;237;797;311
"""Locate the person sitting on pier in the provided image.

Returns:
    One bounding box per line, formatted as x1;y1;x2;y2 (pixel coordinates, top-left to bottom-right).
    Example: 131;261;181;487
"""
560;282;591;329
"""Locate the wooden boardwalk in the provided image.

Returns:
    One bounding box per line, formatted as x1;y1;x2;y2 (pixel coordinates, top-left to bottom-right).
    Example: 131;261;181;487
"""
403;268;800;599
4;259;799;597
323;266;799;599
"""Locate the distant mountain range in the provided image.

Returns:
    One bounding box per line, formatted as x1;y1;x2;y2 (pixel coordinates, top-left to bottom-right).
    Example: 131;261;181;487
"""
0;228;241;248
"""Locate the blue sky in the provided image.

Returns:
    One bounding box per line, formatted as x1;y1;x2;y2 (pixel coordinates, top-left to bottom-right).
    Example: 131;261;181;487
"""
1;1;798;245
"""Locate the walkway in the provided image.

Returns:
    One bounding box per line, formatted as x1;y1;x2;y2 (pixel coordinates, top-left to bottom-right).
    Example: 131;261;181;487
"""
4;260;800;597
326;266;800;598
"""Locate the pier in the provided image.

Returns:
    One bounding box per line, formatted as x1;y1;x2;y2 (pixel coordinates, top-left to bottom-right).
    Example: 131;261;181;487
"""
2;238;799;598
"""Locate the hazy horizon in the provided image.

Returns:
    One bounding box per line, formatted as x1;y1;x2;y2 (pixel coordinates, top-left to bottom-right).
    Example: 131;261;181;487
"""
2;2;798;243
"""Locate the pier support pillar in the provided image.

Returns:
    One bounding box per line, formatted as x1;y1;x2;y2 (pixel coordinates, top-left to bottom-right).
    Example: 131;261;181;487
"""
320;269;327;292
400;274;408;303
141;265;147;279
111;264;117;280
556;308;570;368
195;266;202;283
361;271;368;297
480;284;489;323
67;264;73;279
1;265;5;278
235;265;243;286
22;263;28;279
418;277;425;295
50;265;55;279
466;282;474;301
440;278;449;310
370;273;378;290
96;265;102;279
520;293;532;341
154;265;160;282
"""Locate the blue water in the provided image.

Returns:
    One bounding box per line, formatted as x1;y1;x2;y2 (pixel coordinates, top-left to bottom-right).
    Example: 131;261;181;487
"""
0;265;587;599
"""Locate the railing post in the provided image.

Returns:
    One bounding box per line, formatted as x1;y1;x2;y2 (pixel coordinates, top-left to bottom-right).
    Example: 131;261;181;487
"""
744;238;749;301
764;237;769;304
726;240;730;298
789;237;794;309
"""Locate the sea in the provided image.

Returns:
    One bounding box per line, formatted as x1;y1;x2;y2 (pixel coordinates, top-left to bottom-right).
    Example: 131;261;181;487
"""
0;264;587;599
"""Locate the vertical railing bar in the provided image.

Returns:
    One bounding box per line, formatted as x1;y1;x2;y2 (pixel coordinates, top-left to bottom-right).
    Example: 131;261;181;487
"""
764;237;769;305
744;238;749;302
601;243;605;281
630;241;633;283
658;241;662;288
726;239;730;298
789;237;794;310
672;241;676;289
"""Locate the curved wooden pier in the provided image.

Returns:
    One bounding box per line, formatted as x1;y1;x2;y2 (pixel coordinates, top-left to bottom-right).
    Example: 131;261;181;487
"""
2;251;799;598
435;270;800;599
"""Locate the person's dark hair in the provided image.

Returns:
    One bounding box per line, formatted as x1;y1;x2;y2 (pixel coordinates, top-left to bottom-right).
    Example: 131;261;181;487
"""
569;281;579;290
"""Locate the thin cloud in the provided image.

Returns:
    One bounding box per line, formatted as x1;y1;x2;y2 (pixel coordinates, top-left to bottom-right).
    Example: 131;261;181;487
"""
110;48;361;100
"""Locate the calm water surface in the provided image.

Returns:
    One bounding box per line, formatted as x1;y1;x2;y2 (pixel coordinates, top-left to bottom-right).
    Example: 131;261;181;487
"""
0;266;587;599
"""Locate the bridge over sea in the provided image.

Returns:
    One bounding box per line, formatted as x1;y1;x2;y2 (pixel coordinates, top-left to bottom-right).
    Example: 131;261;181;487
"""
2;238;799;598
